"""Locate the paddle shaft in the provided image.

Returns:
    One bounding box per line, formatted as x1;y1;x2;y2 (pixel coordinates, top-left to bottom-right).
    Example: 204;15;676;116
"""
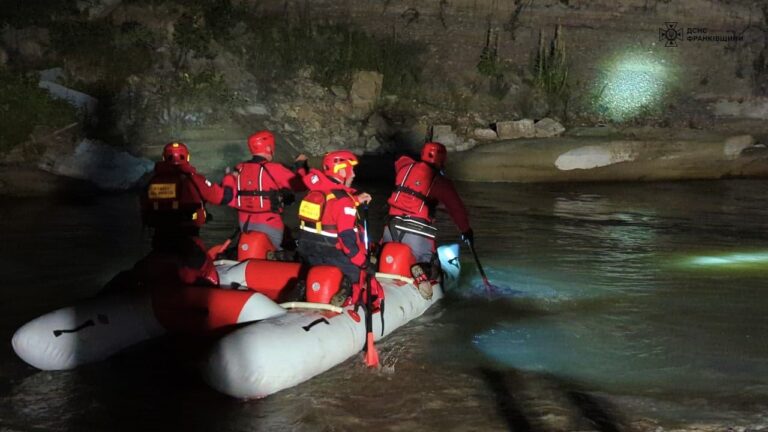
466;239;492;289
360;204;379;367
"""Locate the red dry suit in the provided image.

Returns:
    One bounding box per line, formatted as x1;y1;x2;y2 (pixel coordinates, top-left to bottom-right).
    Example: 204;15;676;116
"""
296;168;366;283
141;161;228;286
221;156;306;235
387;156;470;232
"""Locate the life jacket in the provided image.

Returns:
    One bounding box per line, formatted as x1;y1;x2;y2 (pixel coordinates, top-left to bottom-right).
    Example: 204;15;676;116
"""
298;189;354;238
142;162;206;229
233;161;286;214
298;169;359;239
387;161;439;221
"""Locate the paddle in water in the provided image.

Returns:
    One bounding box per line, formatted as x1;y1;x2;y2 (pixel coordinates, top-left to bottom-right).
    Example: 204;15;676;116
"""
360;204;380;368
465;238;494;297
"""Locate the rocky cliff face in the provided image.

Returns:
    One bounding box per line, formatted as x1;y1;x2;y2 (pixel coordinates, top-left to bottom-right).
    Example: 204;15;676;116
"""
1;0;766;192
252;0;765;121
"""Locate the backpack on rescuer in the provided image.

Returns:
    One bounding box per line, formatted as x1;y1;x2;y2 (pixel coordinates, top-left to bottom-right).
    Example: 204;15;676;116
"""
298;189;352;234
387;161;439;218
234;162;290;214
298;190;331;231
143;169;206;229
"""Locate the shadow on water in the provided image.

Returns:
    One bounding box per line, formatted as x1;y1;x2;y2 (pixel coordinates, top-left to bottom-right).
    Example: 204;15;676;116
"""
479;367;628;432
441;293;629;432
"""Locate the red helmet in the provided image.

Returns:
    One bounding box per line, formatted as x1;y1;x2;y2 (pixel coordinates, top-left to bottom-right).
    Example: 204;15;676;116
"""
420;142;447;168
162;142;190;164
322;150;359;183
248;130;275;156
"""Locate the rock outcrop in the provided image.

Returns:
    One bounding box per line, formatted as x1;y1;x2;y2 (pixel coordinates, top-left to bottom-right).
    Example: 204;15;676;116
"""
449;128;768;182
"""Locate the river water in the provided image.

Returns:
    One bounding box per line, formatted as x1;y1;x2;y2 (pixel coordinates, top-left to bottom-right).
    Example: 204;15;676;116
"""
1;179;767;431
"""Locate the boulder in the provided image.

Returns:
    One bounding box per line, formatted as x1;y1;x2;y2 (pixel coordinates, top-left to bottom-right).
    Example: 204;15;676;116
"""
496;120;534;139
349;71;383;119
474;128;498;140
534;118;566;138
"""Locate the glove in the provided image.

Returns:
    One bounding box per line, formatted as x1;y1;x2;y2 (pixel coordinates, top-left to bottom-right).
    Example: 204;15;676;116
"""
461;229;474;245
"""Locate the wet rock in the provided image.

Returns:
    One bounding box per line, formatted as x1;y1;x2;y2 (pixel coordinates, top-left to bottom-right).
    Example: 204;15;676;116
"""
449;129;768;183
39;139;153;190
474;128;498;140
534;118;566;138
496;119;534;139
555;143;636;170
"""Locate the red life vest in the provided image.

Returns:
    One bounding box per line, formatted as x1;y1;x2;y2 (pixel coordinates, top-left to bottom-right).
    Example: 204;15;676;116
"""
142;162;206;229
387;161;439;221
233;161;285;214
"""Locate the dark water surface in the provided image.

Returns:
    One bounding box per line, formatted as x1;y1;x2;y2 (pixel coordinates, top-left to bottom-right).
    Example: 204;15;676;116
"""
1;180;767;431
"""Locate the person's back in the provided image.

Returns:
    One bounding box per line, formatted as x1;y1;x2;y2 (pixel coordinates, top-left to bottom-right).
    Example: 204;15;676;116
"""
222;130;307;251
296;151;371;287
140;142;224;286
382;142;473;298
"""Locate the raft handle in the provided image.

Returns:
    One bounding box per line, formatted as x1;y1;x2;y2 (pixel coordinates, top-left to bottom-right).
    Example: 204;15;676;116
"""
374;272;414;285
279;302;343;314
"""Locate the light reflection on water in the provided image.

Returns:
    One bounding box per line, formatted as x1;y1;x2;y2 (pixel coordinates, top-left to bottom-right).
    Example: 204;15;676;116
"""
1;179;768;430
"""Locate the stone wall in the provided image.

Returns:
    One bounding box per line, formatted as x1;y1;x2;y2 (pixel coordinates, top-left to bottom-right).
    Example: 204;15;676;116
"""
250;0;765;123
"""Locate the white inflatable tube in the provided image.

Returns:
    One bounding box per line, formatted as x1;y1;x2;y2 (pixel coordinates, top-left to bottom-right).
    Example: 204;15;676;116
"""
203;279;445;399
202;243;461;399
12;291;165;371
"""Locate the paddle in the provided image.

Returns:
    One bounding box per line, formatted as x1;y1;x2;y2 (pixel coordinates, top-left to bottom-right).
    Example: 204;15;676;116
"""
360;203;380;368
465;237;493;296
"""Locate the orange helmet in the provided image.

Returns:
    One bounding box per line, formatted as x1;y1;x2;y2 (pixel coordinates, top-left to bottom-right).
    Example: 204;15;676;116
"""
162;142;190;164
322;150;359;183
247;130;275;156
420;142;447;168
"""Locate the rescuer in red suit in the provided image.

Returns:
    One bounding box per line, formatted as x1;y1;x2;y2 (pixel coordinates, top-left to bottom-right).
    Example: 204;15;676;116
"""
220;130;308;250
296;150;373;286
140;142;230;286
382;141;473;298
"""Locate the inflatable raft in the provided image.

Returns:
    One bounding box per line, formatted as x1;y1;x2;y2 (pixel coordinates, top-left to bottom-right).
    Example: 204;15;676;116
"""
11;259;292;371
202;243;461;399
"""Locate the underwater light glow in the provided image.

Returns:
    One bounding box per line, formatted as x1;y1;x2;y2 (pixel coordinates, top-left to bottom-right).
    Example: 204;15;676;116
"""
688;252;768;267
594;52;671;121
